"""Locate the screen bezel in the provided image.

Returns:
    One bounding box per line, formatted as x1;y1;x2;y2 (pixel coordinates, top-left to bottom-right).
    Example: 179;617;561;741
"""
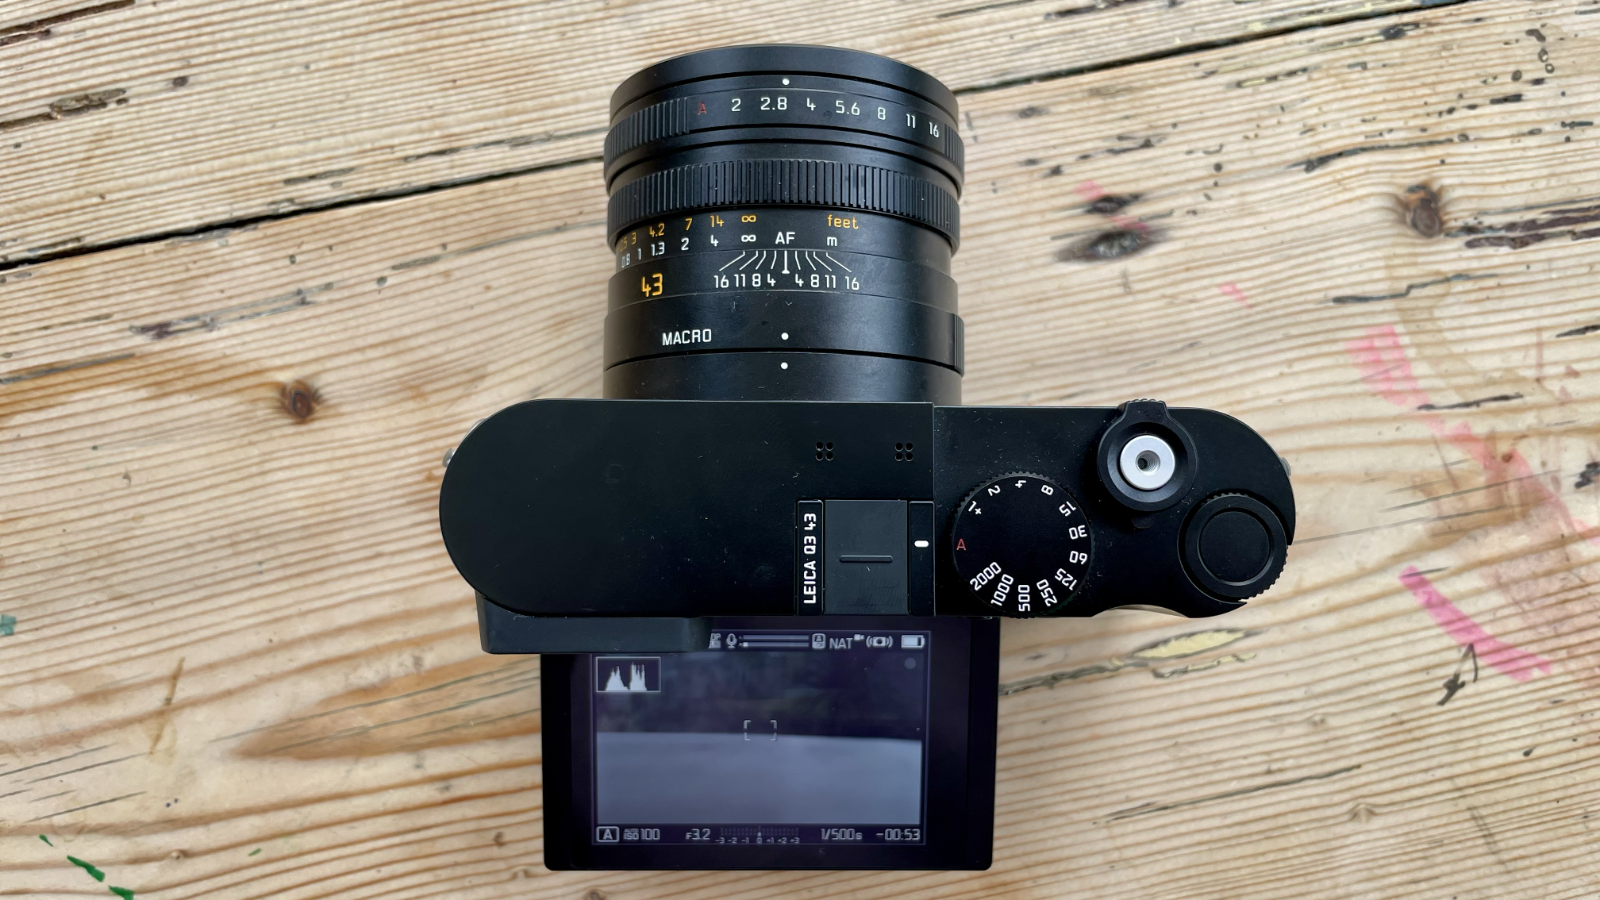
541;615;997;870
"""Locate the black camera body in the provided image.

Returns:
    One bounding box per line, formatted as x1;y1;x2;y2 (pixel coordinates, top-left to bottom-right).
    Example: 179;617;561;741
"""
438;44;1295;870
443;397;1293;653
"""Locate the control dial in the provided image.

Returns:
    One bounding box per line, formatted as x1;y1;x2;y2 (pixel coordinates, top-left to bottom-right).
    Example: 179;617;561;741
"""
951;474;1092;617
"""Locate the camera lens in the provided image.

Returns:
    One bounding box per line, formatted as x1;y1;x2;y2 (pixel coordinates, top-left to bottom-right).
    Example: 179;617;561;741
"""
601;45;965;404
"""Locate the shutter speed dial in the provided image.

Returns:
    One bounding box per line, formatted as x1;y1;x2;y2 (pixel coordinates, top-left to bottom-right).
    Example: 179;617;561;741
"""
951;474;1092;617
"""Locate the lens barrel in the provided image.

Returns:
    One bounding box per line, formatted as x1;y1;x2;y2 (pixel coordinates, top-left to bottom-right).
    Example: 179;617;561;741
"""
601;46;965;404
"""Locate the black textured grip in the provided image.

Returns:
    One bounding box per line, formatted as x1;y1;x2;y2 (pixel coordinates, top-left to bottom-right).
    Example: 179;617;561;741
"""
604;97;694;168
609;159;960;247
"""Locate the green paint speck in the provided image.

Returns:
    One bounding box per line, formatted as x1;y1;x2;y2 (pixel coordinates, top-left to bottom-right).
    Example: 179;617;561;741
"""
0;614;16;637
110;887;135;900
39;835;53;846
68;856;106;882
249;848;261;856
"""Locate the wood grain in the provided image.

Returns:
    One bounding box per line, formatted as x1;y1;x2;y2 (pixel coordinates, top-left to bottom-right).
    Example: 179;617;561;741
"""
0;0;1464;265
4;0;1600;897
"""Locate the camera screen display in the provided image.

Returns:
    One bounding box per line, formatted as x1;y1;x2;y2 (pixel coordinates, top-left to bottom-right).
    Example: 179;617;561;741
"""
588;628;931;846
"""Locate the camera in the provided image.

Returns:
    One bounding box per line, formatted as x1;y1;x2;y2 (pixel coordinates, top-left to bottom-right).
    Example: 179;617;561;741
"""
438;45;1295;870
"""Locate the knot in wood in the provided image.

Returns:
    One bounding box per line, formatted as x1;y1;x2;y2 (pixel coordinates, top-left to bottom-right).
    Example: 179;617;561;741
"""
1404;185;1443;238
1061;228;1151;262
280;380;318;422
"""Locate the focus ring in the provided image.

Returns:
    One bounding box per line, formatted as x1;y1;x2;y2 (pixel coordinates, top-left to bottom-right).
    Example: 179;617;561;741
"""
608;159;960;248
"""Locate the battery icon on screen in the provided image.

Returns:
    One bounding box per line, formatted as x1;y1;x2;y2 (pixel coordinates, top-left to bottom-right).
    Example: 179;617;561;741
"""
901;635;926;649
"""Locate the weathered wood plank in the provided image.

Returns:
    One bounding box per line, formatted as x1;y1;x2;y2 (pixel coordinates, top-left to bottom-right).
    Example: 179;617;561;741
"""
0;0;1465;264
4;0;1600;897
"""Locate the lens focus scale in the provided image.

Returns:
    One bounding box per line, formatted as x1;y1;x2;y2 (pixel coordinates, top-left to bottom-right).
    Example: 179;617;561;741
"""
607;159;960;248
602;46;965;405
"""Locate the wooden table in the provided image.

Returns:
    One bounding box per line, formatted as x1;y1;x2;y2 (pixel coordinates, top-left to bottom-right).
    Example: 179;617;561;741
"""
4;0;1598;897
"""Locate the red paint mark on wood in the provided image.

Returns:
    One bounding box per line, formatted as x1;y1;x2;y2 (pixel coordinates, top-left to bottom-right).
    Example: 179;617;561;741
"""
1074;180;1106;201
1399;567;1552;681
1345;324;1596;544
1218;282;1251;308
1345;324;1432;409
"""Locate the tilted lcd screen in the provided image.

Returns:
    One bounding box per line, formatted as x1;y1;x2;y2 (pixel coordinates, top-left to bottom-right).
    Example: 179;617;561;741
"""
588;628;931;846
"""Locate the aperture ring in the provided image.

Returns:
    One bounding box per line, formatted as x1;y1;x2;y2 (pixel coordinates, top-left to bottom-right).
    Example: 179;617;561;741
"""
603;86;964;178
605;96;694;166
608;159;960;249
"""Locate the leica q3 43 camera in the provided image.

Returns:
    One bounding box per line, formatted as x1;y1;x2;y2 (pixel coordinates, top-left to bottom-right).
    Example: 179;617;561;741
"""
439;46;1295;871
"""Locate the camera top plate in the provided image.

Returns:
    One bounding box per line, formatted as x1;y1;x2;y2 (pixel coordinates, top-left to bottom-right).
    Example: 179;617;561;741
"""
440;398;1293;650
